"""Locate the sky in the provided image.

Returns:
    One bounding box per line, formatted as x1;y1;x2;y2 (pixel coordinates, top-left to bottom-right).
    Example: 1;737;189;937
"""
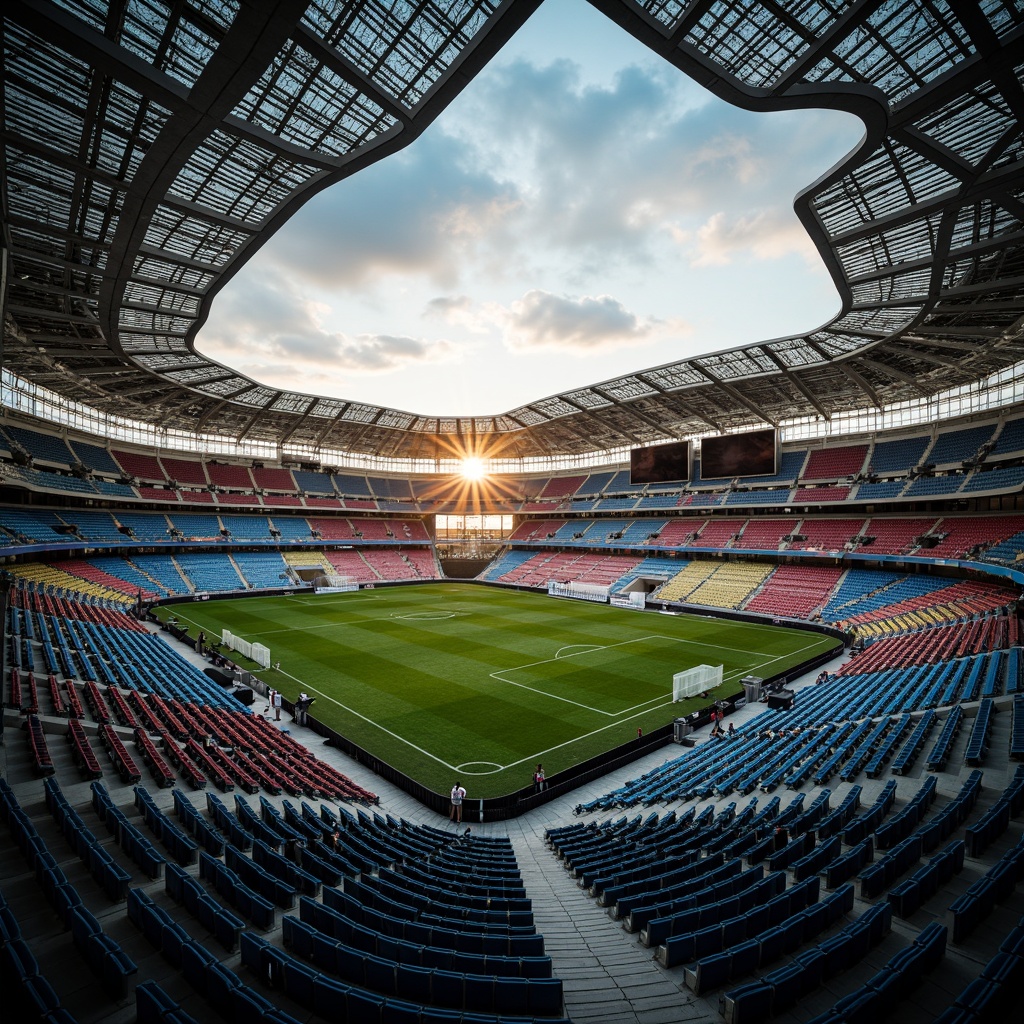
198;0;862;419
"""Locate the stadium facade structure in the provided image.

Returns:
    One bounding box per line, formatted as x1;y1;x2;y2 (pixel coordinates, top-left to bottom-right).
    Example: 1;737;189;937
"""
4;7;1024;1022
2;0;1024;466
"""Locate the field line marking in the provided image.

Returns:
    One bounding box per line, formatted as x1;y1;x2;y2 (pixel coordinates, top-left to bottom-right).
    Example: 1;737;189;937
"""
498;640;834;769
554;644;602;659
271;666;465;773
168;597;838;775
487;633;815;717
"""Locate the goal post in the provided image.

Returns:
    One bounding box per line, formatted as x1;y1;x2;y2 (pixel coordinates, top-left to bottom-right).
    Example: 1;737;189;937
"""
312;574;359;594
673;663;723;701
221;629;271;669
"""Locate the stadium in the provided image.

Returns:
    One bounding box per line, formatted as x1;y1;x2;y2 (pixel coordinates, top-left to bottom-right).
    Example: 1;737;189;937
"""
2;1;1024;1022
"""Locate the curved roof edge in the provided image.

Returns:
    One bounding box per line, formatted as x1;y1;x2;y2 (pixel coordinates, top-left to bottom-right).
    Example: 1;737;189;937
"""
3;0;1024;460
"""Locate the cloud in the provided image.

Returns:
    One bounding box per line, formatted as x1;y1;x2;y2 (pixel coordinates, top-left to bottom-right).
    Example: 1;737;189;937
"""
678;211;821;267
268;131;519;291
443;58;848;264
503;290;657;352
198;278;458;384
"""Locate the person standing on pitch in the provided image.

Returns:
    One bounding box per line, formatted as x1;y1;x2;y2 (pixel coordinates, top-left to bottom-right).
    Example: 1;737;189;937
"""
450;781;466;824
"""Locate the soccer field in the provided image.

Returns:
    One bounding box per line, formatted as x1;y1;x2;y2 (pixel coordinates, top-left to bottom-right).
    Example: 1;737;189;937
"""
163;583;839;797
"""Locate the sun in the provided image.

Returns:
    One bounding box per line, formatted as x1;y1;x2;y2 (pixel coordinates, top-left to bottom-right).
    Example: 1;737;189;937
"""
459;456;488;481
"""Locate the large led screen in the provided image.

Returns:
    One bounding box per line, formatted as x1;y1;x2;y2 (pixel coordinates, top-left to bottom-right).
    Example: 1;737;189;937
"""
700;429;777;479
629;440;691;485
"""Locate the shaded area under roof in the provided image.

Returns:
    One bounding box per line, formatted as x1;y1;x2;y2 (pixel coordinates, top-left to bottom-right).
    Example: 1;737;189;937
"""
3;0;1024;460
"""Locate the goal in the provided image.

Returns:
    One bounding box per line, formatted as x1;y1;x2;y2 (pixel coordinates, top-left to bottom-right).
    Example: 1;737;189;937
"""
312;574;359;594
673;663;723;701
221;629;271;669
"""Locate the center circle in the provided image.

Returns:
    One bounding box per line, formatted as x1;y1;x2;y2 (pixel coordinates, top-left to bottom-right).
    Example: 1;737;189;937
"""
455;761;503;774
393;610;459;620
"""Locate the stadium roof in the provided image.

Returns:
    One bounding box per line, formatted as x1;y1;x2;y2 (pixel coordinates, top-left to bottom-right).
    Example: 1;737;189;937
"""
3;0;1024;462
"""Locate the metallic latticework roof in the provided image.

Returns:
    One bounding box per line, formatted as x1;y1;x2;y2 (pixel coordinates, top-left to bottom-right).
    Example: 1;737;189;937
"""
3;0;1024;460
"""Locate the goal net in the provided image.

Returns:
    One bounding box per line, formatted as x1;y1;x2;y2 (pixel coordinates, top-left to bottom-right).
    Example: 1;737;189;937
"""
221;629;271;669
312;574;359;594
547;581;608;603
673;663;723;701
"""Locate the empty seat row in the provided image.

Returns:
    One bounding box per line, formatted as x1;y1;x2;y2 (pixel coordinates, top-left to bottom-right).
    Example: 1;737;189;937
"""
948;834;1024;943
803;921;947;1024
298;896;552;980
0;779;137;998
241;932;568;1024
657;875;822;967
42;776;131;900
887;840;966;917
91;780;166;879
933;917;1024;1024
322;886;546;959
133;784;199;865
720;899;891;1024
163;863;245;952
281;914;563;1016
197;851;277;930
681;884;855;991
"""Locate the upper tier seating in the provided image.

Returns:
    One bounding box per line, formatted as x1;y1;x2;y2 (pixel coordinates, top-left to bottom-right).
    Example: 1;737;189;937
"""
58;511;125;544
690;520;741;548
904;473;968;497
165;513;222;540
737;519;799;550
509;519;565;543
159;457;207;486
789;518;867;552
333;472;373;497
2;425;74;465
173;553;246;593
219;515;275;541
0;508;81;543
269;515;312;540
308;516;360;541
113;450;166;481
854;479;907;501
963;464;1024;493
991;417;1024;457
69;438;121;475
861;517;938;554
363;476;407;499
292;469;336;494
534;475;583;499
114;512;173;542
802;445;868;480
926;515;1024;559
745;566;844;620
793;485;851;503
251;466;297;491
928;423;996;466
207;463;255;489
579;470;620;495
868;434;931;475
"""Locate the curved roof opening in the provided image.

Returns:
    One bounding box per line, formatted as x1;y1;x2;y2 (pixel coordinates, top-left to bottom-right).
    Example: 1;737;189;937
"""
196;0;859;416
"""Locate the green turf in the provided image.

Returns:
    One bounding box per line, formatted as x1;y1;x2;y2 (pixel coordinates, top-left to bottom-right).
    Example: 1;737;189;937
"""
163;583;838;797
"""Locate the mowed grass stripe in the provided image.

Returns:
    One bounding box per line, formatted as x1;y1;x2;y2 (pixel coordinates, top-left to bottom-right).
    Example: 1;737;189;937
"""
165;584;839;796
